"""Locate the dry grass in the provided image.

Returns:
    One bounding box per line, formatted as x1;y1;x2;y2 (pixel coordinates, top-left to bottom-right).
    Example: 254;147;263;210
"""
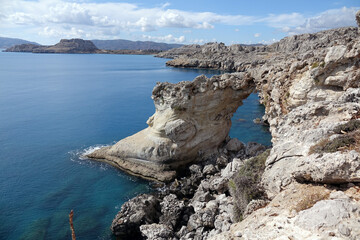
309;120;360;154
292;191;330;212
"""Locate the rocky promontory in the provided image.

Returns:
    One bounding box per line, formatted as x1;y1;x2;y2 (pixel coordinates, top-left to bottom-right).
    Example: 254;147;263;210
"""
88;73;255;182
89;12;360;240
4;38;162;54
5;39;99;53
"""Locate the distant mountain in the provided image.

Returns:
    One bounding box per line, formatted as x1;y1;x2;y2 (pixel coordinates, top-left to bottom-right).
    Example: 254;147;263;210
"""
5;39;98;54
91;39;183;51
0;37;39;49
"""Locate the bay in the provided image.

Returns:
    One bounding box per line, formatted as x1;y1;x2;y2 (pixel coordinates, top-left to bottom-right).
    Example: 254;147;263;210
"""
0;52;270;240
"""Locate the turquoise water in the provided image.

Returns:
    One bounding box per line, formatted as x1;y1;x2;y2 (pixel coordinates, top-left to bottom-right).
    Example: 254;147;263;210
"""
0;52;270;240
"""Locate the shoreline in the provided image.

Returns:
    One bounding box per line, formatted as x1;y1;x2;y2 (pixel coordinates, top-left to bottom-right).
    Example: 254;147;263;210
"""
96;20;360;239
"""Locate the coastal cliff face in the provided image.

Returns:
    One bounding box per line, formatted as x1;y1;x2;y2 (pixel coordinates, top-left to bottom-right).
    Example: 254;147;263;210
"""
157;27;358;72
91;13;360;240
88;73;255;181
210;20;360;240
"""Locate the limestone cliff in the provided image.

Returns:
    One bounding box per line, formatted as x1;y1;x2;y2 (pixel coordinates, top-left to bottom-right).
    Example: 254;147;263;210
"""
209;17;360;240
146;14;360;240
88;74;255;181
89;12;360;240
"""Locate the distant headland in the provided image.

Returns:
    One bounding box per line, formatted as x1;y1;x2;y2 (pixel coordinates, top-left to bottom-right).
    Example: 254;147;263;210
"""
3;38;181;55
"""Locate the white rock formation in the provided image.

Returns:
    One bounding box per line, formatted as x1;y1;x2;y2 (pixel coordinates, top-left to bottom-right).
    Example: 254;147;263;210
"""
88;73;254;181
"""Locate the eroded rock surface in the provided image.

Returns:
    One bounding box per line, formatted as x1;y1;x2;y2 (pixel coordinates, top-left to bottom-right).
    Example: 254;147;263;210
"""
111;194;160;239
99;11;360;240
88;73;255;181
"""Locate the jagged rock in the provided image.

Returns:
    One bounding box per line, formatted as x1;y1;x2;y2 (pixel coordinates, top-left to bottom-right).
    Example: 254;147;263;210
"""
159;28;358;72
203;164;217;175
191;189;214;212
215;155;228;168
189;164;203;174
110;15;360;240
221;158;243;178
294;191;360;238
188;200;219;231
225;138;245;152
140;223;173;240
210;183;360;240
356;10;360;27
209;176;229;194
243;199;268;217
111;194;160;238
245;142;266;157
88;73;254;181
159;194;185;229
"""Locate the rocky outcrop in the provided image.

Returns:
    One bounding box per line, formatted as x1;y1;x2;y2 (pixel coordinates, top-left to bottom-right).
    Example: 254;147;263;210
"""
126;12;360;240
208;14;360;240
111;194;161;238
158;27;358;72
5;39;98;53
88;73;255;181
110;140;268;239
96;11;360;240
210;183;360;240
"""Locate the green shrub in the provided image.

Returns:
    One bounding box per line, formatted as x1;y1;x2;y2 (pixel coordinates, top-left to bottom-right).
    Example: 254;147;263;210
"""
229;149;270;221
311;61;325;69
311;62;319;69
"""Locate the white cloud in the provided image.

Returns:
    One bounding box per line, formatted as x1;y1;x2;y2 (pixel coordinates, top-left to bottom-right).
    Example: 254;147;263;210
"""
263;12;305;28
254;33;261;37
281;7;358;34
260;38;279;45
142;34;185;43
0;0;358;43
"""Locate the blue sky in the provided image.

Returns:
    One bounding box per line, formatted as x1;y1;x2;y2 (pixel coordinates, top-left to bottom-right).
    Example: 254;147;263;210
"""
0;0;359;45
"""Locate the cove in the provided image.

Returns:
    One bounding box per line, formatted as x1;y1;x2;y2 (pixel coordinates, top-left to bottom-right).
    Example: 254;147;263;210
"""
0;52;270;239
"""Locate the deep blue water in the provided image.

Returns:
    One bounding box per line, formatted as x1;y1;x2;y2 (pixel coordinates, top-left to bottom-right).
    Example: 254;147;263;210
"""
0;52;271;240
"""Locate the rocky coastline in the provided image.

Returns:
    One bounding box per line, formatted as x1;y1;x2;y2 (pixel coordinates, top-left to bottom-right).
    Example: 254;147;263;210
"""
88;12;360;240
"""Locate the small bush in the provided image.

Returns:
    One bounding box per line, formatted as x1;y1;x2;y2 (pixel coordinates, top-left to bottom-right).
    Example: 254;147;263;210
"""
333;119;360;134
309;135;356;154
311;62;319;69
172;105;186;112
311;61;325;69
310;120;360;154
229;149;270;221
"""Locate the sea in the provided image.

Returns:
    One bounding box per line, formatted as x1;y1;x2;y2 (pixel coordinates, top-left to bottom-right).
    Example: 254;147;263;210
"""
0;51;271;240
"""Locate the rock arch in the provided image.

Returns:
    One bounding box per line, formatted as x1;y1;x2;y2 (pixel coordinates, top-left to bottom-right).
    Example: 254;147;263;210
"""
87;73;255;181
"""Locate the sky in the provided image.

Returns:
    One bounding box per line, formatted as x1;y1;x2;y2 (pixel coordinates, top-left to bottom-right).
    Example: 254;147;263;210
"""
0;0;359;45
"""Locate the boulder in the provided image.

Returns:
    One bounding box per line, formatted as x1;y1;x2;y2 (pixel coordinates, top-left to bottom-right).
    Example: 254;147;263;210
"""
111;194;160;238
140;224;173;240
159;194;185;229
225;138;245;152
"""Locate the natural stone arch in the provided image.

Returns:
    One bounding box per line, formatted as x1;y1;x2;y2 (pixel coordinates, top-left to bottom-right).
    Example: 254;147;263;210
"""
88;73;255;181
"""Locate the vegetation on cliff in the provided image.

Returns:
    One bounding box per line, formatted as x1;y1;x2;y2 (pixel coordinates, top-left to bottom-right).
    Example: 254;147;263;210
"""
228;149;270;221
